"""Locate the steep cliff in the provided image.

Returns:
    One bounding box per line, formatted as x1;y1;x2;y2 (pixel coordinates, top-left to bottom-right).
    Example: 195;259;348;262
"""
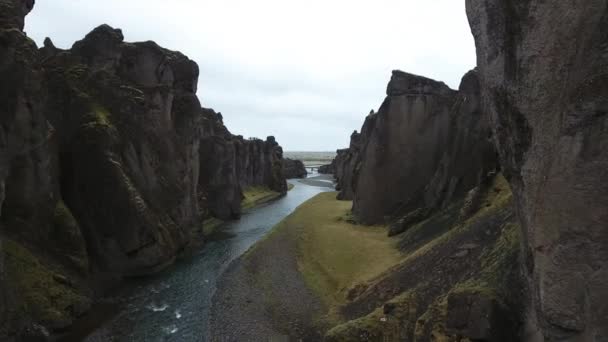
467;1;608;340
41;24;204;278
199;107;286;220
1;0;91;337
339;70;497;225
0;0;287;338
334;128;364;201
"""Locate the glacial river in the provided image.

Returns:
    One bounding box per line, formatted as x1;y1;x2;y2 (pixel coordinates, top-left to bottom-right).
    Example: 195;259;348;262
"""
70;176;332;342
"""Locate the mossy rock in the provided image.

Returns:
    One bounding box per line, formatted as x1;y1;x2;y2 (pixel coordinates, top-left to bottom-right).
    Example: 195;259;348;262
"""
1;239;91;330
51;201;89;274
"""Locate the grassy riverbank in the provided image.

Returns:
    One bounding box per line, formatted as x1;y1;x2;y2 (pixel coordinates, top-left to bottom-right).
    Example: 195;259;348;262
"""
203;186;285;236
211;175;523;341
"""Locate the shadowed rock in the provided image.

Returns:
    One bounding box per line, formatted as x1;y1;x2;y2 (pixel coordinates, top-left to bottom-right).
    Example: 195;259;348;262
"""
342;70;497;225
467;1;608;339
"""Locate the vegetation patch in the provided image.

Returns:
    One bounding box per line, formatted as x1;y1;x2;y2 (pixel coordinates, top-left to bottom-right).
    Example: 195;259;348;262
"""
241;186;282;210
321;174;522;341
1;238;90;329
201;217;225;236
292;193;402;323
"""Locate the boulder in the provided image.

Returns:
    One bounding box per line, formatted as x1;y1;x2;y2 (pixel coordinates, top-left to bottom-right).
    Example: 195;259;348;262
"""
467;1;608;339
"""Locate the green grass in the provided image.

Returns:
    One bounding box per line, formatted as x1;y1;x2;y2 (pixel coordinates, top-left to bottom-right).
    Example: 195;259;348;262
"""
320;174;521;341
241;186;282;211
201;217;225;236
289;192;402;320
288;183;295;191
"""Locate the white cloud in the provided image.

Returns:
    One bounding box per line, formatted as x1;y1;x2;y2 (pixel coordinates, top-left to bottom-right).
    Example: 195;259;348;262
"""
26;0;475;151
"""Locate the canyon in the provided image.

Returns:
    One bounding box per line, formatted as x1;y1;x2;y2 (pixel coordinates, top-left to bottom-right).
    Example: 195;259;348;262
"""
1;0;607;341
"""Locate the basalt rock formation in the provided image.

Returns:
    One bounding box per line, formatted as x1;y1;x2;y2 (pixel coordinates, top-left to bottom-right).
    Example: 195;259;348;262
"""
0;1;286;338
338;70;498;225
334;128;363;200
467;1;608;340
319;70;520;341
282;158;307;179
199;108;286;220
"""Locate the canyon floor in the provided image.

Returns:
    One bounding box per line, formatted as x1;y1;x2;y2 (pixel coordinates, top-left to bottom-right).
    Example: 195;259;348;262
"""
210;174;522;342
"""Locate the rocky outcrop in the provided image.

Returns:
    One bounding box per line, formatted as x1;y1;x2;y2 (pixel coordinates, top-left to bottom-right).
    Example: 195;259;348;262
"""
282;158;307;179
467;1;608;340
199;108;287;220
43;24;204;277
334;127;364;201
0;0;287;338
344;70;497;225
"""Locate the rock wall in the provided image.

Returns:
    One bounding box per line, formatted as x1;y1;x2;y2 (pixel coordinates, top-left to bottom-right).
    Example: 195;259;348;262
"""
42;24;203;277
342;70;497;225
199;107;286;220
0;0;287;338
282;158;307;179
335;128;364;201
467;1;608;340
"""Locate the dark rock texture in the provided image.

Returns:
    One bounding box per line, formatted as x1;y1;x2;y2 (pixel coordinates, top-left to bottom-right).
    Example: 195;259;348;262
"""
467;1;608;340
282;158;307;179
345;70;497;225
43;24;204;277
334;128;364;201
0;1;287;338
199;109;287;220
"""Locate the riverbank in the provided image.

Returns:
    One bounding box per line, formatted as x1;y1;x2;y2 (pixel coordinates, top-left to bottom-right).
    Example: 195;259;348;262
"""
202;186;287;236
73;179;331;341
210;174;523;341
209;191;402;340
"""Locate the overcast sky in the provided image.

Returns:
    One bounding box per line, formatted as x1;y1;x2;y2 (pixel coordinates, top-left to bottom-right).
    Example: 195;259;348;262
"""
25;0;475;151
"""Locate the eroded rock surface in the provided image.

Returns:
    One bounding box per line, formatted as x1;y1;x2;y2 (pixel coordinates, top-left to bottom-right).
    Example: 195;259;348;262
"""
0;1;287;338
340;70;497;225
467;1;608;340
199;109;287;220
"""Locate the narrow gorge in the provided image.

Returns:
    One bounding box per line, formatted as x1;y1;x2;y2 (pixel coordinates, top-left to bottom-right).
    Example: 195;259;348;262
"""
1;0;606;342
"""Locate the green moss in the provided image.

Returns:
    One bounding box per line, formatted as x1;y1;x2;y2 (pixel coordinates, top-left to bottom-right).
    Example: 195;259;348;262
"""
2;239;90;328
326;290;419;342
241;186;282;210
201;217;225;236
452;222;521;307
288;183;295;191
82;103;114;131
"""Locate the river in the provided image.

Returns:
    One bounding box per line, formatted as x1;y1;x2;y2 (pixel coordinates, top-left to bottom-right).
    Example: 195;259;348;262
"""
73;176;332;342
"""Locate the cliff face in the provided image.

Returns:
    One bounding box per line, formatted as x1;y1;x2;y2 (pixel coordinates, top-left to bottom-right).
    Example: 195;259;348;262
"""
343;70;497;225
467;1;608;340
0;0;287;338
1;0;92;336
199;108;287;220
335;128;364;201
42;25;203;277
